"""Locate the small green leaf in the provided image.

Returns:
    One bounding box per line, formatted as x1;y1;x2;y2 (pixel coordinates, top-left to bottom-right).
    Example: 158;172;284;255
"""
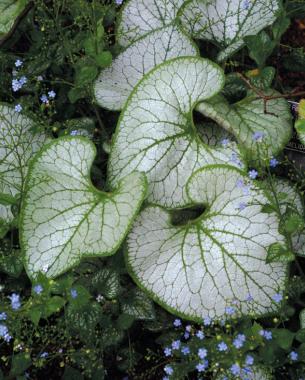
68;87;87;103
261;204;276;214
43;296;66;317
266;243;295;263
0;248;23;277
68;285;90;309
101;326;124;347
280;211;304;235
121;289;155;320
273;329;295;350
10;353;31;376
246;66;276;90
272;15;290;41
116;313;135;330
95;51;112;68
245;31;276;67
296;328;305;343
75;65;98;84
27;306;42;326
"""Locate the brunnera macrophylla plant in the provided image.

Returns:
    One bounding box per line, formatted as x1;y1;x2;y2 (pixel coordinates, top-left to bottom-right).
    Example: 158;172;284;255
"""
0;0;304;334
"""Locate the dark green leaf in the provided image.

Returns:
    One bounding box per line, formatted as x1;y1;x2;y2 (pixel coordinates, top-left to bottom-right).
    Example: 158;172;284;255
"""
10;353;31;376
62;366;84;380
272;15;290;41
27;306;42;326
296;328;305;343
68;87;88;103
75;65;98;84
91;268;120;299
280;210;304;235
273;329;295;350
43;296;66;317
261;203;276;214
95;51;112;68
116;313;135;330
68;285;90;309
0;249;23;277
245;31;276;67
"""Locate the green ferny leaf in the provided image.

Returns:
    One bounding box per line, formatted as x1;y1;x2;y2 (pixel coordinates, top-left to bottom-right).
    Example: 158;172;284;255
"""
108;57;244;208
126;165;288;321
0;0;28;36
94;25;198;111
20;137;147;279
0;103;48;225
180;0;280;61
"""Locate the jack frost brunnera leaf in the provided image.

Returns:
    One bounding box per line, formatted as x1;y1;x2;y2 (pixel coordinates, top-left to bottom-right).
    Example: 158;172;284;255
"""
216;365;273;380
108;57;245;208
117;0;185;47
20;137;147;279
196;92;292;163
94;25;198;111
0;103;47;224
126;165;288;321
180;0;280;61
0;0;28;36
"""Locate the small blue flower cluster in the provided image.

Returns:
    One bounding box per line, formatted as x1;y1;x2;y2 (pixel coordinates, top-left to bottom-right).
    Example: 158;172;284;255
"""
0;293;22;343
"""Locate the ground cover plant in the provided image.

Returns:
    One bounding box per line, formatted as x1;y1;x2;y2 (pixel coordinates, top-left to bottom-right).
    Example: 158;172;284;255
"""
1;0;305;379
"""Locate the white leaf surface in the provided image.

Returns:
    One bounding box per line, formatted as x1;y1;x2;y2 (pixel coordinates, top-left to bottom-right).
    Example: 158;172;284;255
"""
0;104;47;224
20;137;147;279
180;0;280;61
108;57;245;208
117;0;185;47
196;92;292;162
216;365;273;380
94;25;198;111
126;165;287;321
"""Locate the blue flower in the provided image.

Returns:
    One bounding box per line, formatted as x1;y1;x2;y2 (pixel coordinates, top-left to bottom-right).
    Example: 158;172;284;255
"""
171;340;181;350
198;347;208;359
173;318;182;327
196;360;208;372
33;284;43;295
40;94;48;103
181;346;190;355
15;59;23;67
259;330;272;340
252;131;265;142
196;330;205;340
164;347;172;357
233;334;246;349
184;332;190;339
19;76;27;85
230;152;242;167
164;365;173;375
12;79;22;92
225;306;235;315
0;312;7;321
248;169;258;179
0;324;12;342
163;377;169;380
237;202;247;211
217;341;228;352
289;351;298;361
70;289;78;299
40;352;48;358
203;316;212;326
246;293;254;302
230;363;241;376
185;324;192;332
242;0;251;10
272;293;283;303
245;355;254;366
70;130;79;136
221;138;230;147
9;293;21;310
115;0;123;4
236;178;244;188
270;157;278;168
48;90;56;99
14;104;22;112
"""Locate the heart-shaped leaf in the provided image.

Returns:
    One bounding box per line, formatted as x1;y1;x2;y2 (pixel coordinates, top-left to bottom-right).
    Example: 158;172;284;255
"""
0;0;28;37
180;0;280;61
94;25;198;111
108;57;244;208
20;137;147;279
216;365;273;380
196;92;292;163
126;165;287;321
0;104;48;225
117;0;185;47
